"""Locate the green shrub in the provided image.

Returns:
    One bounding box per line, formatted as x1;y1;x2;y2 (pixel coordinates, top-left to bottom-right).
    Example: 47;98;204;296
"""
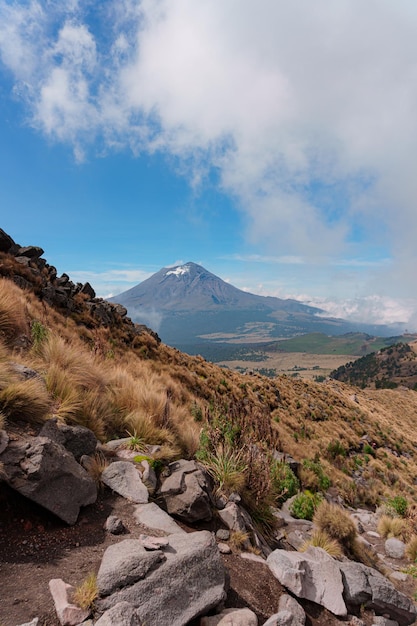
270;460;300;505
326;440;346;459
387;495;408;517
302;458;331;491
290;490;322;521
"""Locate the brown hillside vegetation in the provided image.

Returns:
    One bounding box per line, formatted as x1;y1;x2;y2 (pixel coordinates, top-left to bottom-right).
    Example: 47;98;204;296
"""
1;232;417;516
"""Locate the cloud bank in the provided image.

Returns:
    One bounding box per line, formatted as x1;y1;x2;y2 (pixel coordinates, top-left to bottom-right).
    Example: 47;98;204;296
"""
2;0;417;322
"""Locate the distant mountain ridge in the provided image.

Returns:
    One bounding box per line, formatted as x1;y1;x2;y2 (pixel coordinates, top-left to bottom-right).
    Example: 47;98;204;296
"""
110;262;405;352
110;262;322;313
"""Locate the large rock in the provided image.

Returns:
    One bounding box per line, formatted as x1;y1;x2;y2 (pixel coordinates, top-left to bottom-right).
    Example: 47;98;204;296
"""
39;418;98;461
340;562;417;625
94;602;141;626
266;547;347;617
101;461;148;503
158;459;213;523
96;530;226;626
133;502;186;534
97;539;165;596
0;436;97;524
385;538;406;560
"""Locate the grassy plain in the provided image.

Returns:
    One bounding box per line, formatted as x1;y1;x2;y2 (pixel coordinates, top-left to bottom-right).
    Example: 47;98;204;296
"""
218;351;353;380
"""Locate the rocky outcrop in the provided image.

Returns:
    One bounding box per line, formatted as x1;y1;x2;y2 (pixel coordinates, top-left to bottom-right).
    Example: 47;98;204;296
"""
0;435;97;524
39;418;98;461
267;546;347;617
0;228;160;342
340;561;417;625
158;459;213;523
96;531;226;626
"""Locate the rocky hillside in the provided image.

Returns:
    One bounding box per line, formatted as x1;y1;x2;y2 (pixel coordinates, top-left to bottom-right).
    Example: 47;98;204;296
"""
331;341;417;390
2;228;417;625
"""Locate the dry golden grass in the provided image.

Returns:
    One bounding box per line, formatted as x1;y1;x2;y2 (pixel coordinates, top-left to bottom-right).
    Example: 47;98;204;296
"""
377;515;407;540
313;500;357;550
229;530;250;551
0;377;52;424
300;530;343;559
0;278;29;345
72;572;98;610
405;535;417;562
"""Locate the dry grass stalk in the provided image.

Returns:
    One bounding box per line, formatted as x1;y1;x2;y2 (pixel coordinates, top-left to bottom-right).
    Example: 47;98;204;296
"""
313;500;357;550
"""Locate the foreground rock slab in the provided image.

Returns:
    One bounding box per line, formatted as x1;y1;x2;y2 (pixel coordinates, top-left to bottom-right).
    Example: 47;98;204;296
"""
96;530;226;626
0;436;97;524
97;539;164;596
200;607;258;625
267;546;347;617
340;561;417;625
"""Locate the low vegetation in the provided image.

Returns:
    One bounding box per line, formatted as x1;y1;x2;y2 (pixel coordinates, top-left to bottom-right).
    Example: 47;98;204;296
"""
2;249;417;539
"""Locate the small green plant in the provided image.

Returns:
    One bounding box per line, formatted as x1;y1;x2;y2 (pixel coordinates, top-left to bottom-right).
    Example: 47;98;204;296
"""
302;458;331;491
387;495;408;517
200;443;247;496
191;402;203;422
133;454;163;472
31;319;49;349
326;440;346;459
290;490;322;521
270;460;300;505
125;429;146;452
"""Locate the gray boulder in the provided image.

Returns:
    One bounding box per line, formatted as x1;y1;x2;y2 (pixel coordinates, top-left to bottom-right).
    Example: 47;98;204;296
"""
96;530;226;626
265;594;306;626
101;461;148;503
0;436;97;524
385;537;406;559
340;561;417;625
267;547;347;617
158;459;213;523
39;418;98;461
97;539;165;596
133;502;185;534
94;602;141;626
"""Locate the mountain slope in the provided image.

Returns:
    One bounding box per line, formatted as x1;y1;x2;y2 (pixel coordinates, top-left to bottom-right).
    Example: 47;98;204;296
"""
110;262;405;350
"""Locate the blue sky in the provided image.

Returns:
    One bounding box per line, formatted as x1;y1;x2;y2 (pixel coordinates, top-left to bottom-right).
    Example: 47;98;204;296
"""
1;0;417;329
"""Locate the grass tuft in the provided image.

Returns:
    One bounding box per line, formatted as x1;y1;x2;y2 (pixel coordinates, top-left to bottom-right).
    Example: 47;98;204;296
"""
300;529;343;559
72;572;98;610
313;500;357;551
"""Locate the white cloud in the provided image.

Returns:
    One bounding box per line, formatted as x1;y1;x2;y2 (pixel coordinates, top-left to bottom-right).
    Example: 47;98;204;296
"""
67;267;152;298
2;1;417;309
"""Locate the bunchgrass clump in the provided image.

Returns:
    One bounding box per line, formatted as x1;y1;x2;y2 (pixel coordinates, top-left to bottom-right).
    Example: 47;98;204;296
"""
377;514;407;540
313;500;357;551
229;530;250;551
0;377;51;424
72;572;98;610
300;529;343;559
405;535;417;562
202;444;247;496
